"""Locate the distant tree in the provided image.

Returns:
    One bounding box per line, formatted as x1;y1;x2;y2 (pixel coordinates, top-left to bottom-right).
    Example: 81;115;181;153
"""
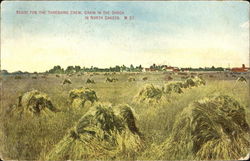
115;65;121;72
49;65;64;74
121;65;126;72
138;65;143;70
93;67;99;72
130;64;135;71
65;66;75;74
12;71;23;74
150;64;156;69
135;65;143;72
75;66;81;72
1;70;9;75
216;67;224;71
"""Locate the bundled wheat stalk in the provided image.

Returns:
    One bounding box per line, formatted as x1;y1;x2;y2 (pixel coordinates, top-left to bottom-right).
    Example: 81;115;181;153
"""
182;76;206;88
134;84;163;103
106;77;118;82
145;95;249;160
14;90;56;115
135;77;206;104
237;76;247;82
86;78;95;84
163;82;183;94
69;87;98;108
193;76;206;86
128;77;136;82
45;103;143;160
62;78;72;85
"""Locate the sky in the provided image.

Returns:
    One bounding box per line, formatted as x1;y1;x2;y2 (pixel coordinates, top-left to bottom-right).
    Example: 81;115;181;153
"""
1;1;249;72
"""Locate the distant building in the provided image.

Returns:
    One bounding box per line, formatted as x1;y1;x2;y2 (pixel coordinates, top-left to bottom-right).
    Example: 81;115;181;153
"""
162;66;179;72
231;64;249;72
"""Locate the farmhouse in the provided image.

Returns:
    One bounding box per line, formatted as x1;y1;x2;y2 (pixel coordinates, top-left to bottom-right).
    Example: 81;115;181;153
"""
162;66;179;72
231;64;249;72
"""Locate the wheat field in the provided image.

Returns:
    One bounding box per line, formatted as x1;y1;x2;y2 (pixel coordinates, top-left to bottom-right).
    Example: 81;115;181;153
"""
0;72;249;160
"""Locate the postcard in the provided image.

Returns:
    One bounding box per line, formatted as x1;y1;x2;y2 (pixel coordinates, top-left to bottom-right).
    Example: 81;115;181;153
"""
0;1;249;160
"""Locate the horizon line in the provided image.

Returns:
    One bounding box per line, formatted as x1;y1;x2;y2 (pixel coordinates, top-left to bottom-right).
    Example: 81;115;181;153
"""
1;63;249;73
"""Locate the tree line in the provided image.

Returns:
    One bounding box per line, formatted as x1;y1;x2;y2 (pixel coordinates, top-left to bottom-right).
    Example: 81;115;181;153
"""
46;65;143;74
1;64;227;75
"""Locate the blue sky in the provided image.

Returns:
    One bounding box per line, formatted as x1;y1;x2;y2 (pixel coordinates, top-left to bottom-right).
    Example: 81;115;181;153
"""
1;1;249;72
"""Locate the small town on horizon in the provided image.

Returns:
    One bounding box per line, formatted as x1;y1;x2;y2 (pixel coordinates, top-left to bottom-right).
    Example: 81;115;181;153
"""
1;63;249;75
